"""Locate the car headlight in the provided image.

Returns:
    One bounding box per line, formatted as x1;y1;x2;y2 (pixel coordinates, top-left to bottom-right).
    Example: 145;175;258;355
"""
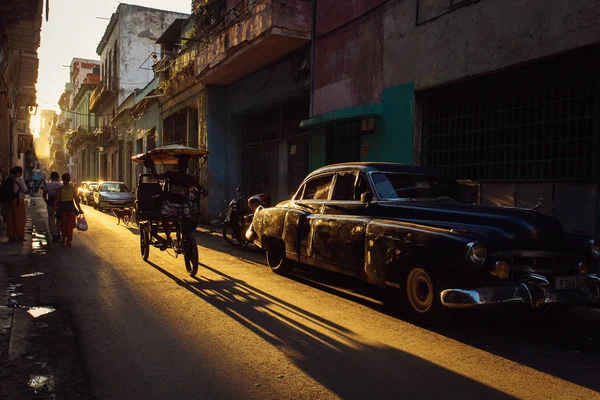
466;242;487;266
589;239;600;259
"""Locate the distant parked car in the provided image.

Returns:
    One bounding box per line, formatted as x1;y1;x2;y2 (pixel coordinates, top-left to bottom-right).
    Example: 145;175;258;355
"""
93;181;134;211
247;162;600;326
78;181;98;205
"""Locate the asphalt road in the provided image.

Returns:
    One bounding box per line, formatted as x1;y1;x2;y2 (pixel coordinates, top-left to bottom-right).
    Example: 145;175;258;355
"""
51;204;600;400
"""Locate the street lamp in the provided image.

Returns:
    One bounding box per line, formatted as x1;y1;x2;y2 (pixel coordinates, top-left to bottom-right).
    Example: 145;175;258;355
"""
27;103;38;115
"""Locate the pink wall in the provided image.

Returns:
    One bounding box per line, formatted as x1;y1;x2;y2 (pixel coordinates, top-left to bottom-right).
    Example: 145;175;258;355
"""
313;8;383;116
316;0;386;36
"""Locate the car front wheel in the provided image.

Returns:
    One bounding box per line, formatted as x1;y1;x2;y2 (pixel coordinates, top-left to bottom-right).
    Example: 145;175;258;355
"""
401;267;453;326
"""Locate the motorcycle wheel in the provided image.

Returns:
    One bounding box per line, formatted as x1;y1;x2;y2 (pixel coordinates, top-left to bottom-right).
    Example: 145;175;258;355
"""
223;223;244;246
183;233;199;277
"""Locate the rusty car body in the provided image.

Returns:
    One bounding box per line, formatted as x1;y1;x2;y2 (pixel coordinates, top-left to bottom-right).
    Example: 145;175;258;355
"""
247;162;600;325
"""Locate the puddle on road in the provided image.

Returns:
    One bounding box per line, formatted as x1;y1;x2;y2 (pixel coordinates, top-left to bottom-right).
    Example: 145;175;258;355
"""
27;307;56;318
31;227;48;255
28;374;55;393
20;272;44;278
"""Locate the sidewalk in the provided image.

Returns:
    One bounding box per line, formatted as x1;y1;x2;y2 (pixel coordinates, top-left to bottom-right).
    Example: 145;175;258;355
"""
0;196;90;399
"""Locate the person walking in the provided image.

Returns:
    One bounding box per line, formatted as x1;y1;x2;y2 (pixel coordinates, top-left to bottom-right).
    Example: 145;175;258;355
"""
42;172;63;242
53;173;83;247
27;179;34;197
6;166;29;242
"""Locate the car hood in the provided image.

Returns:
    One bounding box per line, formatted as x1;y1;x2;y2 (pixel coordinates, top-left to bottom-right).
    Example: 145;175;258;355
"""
375;201;577;252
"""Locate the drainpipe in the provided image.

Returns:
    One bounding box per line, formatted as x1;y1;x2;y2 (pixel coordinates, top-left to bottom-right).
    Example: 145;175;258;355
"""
309;0;316;118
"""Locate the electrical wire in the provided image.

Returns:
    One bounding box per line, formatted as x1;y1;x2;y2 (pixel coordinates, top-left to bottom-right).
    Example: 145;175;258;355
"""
37;98;123;117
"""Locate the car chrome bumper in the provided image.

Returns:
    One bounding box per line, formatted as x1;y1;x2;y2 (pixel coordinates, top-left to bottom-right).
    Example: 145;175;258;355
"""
441;273;600;309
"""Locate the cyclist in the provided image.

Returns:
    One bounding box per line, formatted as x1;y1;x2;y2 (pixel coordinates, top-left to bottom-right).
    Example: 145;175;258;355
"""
143;155;205;250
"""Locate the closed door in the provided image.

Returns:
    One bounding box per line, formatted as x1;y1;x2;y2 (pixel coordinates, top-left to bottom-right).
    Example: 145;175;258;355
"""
327;120;360;164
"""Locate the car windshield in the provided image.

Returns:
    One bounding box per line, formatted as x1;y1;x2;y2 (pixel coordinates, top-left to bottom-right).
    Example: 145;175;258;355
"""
370;172;468;202
89;185;98;191
101;183;129;193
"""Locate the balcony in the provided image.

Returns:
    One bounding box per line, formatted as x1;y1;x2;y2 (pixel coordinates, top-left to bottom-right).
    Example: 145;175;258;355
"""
90;79;118;112
96;126;115;147
191;0;311;85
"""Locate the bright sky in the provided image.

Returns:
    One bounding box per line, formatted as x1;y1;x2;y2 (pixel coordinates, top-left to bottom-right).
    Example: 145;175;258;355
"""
31;0;191;134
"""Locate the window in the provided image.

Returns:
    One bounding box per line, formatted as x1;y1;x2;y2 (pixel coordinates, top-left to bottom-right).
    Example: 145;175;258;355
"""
302;175;333;200
354;174;370;200
332;171;357;201
371;173;467;202
101;183;129;193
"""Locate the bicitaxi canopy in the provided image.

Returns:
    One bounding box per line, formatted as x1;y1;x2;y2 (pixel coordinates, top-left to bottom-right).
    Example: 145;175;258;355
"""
131;145;209;165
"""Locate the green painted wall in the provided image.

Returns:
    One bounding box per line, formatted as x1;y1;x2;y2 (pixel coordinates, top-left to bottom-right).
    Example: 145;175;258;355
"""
307;81;415;171
309;128;327;172
361;82;414;164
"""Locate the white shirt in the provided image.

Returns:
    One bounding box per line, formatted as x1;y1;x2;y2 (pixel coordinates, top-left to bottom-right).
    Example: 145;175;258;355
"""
13;176;28;199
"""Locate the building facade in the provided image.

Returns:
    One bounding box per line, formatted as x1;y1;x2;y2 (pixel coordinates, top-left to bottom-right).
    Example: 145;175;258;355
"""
302;0;600;235
158;0;312;220
0;1;43;178
90;3;188;182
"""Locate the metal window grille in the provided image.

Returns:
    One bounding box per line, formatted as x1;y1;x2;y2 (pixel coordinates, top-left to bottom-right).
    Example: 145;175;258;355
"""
242;142;279;196
242;107;281;145
282;96;310;136
421;84;596;182
241;96;310;195
147;128;156;151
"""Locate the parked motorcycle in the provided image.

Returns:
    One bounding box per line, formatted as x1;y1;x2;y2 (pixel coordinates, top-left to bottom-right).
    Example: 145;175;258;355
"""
222;189;271;247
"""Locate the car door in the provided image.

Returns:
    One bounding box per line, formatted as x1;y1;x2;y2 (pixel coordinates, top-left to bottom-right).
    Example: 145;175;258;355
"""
313;170;372;275
290;173;334;265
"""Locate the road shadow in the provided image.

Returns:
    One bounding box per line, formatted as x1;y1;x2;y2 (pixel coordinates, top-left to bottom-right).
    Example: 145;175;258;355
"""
277;265;600;393
143;260;513;399
131;223;600;393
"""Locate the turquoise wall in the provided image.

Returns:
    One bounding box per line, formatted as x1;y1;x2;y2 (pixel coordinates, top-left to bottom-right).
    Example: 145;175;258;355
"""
309;129;327;172
361;82;414;164
308;81;415;171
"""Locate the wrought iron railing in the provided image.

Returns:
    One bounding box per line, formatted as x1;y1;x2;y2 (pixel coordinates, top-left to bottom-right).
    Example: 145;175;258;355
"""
191;0;258;48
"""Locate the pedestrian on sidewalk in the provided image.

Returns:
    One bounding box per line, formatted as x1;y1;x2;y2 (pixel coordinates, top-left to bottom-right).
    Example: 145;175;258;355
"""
27;179;34;197
53;173;83;247
5;166;29;242
42;171;63;242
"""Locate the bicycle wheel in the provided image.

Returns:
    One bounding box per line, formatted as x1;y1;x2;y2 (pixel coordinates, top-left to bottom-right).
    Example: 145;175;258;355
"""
222;223;244;246
140;229;150;261
183;233;199;277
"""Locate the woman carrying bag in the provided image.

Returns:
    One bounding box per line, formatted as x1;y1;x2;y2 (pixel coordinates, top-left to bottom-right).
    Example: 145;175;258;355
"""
53;173;84;247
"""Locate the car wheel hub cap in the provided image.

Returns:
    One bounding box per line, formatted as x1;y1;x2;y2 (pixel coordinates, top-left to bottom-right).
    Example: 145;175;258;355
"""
407;269;433;313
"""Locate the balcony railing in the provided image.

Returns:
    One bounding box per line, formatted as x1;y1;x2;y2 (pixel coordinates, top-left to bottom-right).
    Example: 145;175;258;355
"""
90;79;118;111
192;0;259;47
97;126;115;147
183;0;311;85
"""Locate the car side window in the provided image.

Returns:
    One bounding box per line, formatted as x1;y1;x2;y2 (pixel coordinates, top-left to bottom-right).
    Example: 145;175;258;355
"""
354;174;370;200
332;171;358;201
302;175;333;200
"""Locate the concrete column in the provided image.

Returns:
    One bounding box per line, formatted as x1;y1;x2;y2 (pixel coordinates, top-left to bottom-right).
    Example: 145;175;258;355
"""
277;138;289;200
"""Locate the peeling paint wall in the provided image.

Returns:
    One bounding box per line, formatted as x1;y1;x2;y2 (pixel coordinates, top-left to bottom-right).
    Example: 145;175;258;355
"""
313;13;383;116
313;0;600;115
117;5;188;106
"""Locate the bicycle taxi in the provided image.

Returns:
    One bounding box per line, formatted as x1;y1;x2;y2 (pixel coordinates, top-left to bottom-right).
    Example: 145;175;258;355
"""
131;145;208;277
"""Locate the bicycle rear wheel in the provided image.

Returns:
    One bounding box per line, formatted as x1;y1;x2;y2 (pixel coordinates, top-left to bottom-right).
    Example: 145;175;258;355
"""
140;228;150;261
184;233;199;277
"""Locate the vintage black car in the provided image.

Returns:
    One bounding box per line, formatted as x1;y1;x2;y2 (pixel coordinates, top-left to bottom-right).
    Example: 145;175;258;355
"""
247;162;600;325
